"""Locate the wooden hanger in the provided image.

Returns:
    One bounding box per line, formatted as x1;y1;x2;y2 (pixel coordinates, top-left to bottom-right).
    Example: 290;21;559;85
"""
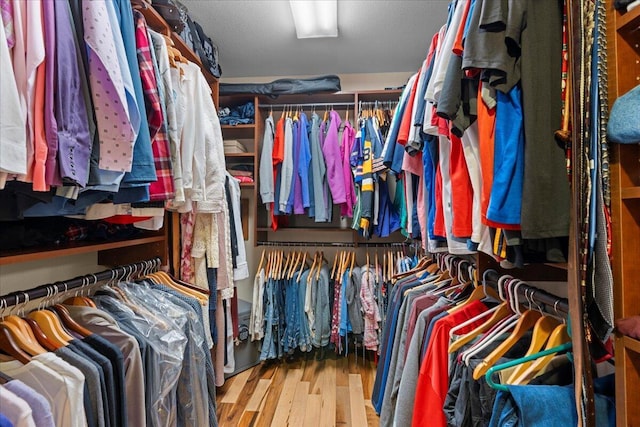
26;310;74;347
349;251;356;278
505;315;561;383
23;318;59;351
1;316;48;356
264;251;272;279
257;249;266;273
472;309;543;380
296;251;308;283
0;324;32;364
51;304;93;338
147;271;208;303
331;251;339;280
510;323;571;385
290;251;302;279
307;252;318;285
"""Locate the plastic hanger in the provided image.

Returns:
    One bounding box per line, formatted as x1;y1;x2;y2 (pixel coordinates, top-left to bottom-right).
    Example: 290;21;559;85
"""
459;277;522;364
485;341;573;392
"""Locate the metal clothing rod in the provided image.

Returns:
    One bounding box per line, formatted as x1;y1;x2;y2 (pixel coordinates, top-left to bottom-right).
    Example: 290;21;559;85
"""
0;258;162;308
256;241;406;248
258;102;355;109
484;269;569;316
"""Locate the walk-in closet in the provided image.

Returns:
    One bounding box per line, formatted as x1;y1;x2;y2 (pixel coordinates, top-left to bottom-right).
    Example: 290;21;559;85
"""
0;0;638;426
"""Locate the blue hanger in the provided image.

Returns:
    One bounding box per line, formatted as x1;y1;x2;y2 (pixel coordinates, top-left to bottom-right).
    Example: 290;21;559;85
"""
485;341;573;392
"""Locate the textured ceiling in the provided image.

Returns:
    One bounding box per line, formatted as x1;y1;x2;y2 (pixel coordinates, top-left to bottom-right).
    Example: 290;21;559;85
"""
182;0;450;78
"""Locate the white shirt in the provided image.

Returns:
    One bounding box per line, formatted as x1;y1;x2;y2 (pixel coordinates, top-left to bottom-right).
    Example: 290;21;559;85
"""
227;173;249;281
426;1;467;104
0;359;73;427
0;386;36;427
250;268;265;341
0;16;27;186
175;61;226;214
33;353;88;427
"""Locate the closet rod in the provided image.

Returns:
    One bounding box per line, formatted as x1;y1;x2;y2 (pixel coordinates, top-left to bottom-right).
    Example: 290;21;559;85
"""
0;258;161;308
258;102;355;109
484;269;569;316
256;241;407;248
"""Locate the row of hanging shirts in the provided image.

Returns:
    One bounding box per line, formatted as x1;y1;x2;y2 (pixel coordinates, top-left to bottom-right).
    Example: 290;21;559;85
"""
0;265;217;427
258;101;407;239
370;255;600;427
248;247;418;361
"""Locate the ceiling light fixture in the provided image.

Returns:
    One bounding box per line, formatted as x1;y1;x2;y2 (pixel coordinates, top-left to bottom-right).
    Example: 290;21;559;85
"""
289;0;338;39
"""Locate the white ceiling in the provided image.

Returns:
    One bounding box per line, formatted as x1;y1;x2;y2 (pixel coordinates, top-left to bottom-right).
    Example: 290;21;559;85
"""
182;0;450;78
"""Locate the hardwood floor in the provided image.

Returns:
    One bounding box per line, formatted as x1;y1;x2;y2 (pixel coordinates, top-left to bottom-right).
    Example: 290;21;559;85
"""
216;352;380;427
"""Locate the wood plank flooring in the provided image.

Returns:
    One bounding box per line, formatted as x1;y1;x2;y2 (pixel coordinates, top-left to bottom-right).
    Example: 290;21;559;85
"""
216;353;379;427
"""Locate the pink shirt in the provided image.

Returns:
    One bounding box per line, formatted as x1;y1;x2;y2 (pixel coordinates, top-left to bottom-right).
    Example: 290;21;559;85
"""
340;120;356;217
321;110;346;204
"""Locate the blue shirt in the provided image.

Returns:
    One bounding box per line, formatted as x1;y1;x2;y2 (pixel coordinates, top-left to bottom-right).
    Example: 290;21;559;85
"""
298;112;312;210
487;84;524;225
111;0;156;185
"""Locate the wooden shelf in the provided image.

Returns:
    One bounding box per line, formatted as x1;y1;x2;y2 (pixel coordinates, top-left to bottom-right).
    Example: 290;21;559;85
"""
0;235;165;266
257;227;353;232
617;6;640;33
225;152;255;158
623;336;640;354
239;183;255;188
221;124;256;129
621;186;640;200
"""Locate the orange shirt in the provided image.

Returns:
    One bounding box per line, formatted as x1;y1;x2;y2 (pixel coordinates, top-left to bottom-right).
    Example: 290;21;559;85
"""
397;70;421;145
31;62;49;191
452;0;472;56
477;81;520;230
449;133;473;238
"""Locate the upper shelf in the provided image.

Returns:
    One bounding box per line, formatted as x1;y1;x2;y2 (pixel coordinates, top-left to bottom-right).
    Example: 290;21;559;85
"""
0;234;165;266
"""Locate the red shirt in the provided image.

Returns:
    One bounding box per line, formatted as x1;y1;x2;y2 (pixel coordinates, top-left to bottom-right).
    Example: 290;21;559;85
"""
412;300;489;427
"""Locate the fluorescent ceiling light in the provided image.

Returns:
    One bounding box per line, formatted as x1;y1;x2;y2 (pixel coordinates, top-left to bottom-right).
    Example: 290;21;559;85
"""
289;0;338;39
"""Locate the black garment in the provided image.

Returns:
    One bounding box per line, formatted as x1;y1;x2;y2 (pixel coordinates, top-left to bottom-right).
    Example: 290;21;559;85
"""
67;340;114;427
444;332;532;427
225;177;238;268
84;335;128;427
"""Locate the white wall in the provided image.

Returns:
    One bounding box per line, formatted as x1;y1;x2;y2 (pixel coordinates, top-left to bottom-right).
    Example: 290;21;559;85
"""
0;253;101;297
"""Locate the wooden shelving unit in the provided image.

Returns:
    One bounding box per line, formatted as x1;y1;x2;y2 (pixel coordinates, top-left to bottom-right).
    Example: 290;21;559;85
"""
218;90;405;247
607;2;640;426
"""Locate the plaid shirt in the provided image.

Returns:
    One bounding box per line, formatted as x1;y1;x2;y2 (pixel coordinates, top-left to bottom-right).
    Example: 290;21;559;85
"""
133;11;174;201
